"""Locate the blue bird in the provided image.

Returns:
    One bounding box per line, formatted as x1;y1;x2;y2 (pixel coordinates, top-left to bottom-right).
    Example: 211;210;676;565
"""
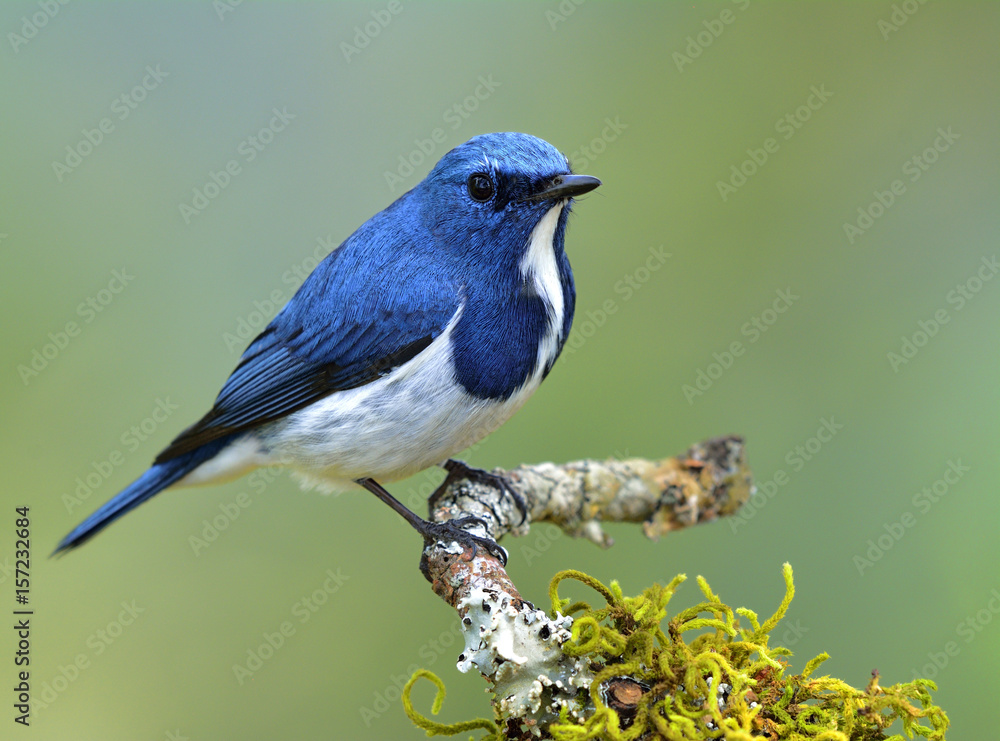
55;132;600;560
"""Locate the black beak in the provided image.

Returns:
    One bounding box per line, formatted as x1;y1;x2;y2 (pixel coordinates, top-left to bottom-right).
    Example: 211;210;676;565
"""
523;174;602;202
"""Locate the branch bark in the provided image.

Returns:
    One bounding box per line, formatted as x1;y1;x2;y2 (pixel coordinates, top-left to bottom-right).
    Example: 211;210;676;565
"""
418;435;752;736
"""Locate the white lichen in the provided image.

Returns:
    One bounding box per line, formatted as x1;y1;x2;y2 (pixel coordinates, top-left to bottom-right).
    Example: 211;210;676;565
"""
456;587;593;731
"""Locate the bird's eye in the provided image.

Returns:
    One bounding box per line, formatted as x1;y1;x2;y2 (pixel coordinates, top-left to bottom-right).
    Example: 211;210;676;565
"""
466;172;494;202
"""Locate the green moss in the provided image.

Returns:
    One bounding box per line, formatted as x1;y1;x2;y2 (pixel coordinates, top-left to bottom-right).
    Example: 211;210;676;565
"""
402;669;499;738
403;565;948;740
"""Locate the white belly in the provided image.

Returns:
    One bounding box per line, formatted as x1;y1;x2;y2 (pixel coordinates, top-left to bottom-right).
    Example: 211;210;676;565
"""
258;312;546;491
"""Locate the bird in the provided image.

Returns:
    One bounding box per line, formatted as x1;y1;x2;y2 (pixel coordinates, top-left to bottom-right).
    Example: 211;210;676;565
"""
55;132;601;560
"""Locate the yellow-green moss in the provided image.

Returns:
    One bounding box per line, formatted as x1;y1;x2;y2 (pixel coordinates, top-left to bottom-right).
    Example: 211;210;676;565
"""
403;564;948;740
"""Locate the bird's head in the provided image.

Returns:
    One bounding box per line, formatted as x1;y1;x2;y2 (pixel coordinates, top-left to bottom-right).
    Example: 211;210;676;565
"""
416;132;601;270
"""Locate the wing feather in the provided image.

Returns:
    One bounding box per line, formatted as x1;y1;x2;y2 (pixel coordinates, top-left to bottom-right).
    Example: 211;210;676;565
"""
155;242;460;463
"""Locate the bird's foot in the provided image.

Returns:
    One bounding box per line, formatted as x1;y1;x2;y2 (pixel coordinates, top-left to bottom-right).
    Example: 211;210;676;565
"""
430;459;529;526
416;515;509;565
355;477;508;565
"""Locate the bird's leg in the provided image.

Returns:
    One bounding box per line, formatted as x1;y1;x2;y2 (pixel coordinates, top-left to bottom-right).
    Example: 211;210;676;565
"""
355;477;508;565
428;459;529;526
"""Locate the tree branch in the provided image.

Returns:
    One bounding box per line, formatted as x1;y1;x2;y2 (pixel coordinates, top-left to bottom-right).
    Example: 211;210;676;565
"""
418;435;752;735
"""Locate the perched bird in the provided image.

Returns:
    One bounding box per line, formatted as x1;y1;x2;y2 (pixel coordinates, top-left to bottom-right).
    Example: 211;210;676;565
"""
55;132;600;560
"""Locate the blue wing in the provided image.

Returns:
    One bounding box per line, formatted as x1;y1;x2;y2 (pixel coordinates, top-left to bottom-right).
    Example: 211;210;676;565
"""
155;229;461;463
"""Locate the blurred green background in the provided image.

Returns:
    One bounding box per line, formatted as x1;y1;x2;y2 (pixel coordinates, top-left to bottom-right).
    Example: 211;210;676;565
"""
1;2;997;739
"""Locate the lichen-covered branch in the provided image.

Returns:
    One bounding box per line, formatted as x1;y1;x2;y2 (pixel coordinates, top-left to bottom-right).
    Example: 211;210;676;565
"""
410;436;948;739
408;567;950;740
418;435;752;736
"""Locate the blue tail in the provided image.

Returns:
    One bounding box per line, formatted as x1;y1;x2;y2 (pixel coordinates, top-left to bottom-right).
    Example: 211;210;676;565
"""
54;438;230;555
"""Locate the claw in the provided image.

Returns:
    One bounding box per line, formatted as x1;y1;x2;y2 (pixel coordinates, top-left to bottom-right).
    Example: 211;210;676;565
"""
432;459;529;526
355;476;509;566
421;516;508;565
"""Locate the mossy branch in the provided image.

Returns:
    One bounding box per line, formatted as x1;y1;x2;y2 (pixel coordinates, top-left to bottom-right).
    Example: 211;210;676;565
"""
407;436;948;739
